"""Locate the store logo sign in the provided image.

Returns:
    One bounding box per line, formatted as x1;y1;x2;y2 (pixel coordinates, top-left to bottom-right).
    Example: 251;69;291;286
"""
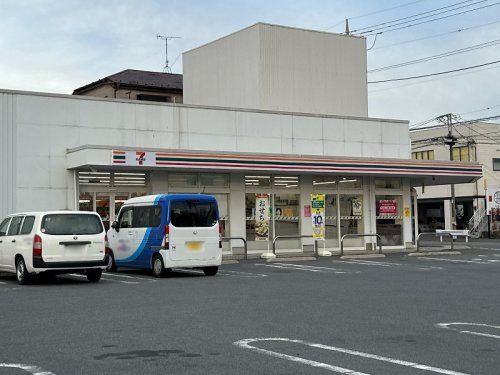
136;151;146;165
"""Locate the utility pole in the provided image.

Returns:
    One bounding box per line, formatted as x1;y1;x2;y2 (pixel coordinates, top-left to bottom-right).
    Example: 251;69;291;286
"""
439;113;458;230
345;19;350;35
156;34;180;73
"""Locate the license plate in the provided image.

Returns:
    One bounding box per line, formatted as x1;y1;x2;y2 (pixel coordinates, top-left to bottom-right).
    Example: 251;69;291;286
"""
186;241;202;251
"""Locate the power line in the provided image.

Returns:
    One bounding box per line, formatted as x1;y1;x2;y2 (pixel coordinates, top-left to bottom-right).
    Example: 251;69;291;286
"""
368;64;500;93
325;0;428;30
362;1;500;36
368;38;500;73
352;0;482;33
368;60;500;84
369;19;500;51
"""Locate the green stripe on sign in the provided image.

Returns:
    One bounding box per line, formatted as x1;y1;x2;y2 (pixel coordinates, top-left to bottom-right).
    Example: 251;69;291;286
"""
113;155;126;159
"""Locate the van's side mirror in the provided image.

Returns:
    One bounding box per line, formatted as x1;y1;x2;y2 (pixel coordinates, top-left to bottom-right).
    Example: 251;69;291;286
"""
111;221;119;232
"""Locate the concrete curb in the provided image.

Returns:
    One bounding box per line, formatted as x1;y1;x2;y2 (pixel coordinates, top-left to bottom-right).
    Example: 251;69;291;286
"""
340;254;386;260
222;259;239;265
408;251;462;257
267;256;317;262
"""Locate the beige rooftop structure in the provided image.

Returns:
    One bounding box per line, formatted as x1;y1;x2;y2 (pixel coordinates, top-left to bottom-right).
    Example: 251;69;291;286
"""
183;23;368;117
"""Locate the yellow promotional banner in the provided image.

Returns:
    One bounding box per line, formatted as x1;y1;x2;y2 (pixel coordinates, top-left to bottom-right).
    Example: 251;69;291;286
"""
311;194;325;239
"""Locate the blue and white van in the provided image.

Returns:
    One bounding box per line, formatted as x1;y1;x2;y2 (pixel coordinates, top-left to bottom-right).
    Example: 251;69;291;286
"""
106;194;222;277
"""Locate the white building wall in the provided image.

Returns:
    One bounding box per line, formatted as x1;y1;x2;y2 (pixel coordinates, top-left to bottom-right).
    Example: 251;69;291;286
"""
183;23;368;117
0;90;409;222
0;92;16;218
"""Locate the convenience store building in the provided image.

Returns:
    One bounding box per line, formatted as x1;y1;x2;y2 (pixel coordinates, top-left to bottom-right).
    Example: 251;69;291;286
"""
0;23;482;254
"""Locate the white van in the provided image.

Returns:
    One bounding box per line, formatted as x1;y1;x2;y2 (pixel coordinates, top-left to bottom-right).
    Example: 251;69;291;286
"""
106;194;222;277
0;211;107;284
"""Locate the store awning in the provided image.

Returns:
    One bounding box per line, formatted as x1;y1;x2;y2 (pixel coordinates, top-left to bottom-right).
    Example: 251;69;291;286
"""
67;145;482;186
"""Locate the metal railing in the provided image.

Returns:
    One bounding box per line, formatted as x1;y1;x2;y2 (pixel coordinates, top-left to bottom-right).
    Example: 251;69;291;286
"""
416;232;454;252
272;235;315;256
340;234;382;256
221;236;248;260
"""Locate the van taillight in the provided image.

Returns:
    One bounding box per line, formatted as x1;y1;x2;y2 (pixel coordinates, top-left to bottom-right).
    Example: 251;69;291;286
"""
164;224;170;249
105;234;110;254
218;222;222;249
33;234;42;257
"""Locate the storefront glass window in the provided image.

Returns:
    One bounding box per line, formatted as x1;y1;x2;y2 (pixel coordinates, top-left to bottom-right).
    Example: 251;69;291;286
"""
339;195;364;247
114;193;129;219
376;195;403;246
96;193;110;230
245;175;271;187
200;174;229;187
313;176;337;188
375;178;402;189
338;176;362;189
325;194;339;248
168;173;198;187
274;193;300;249
79;192;94;211
273;176;299;189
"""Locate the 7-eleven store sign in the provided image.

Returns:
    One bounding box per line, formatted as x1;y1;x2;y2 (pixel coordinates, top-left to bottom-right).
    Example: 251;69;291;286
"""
112;150;155;166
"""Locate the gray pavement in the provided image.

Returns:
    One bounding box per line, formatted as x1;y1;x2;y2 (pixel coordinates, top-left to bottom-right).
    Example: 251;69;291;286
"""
0;243;499;374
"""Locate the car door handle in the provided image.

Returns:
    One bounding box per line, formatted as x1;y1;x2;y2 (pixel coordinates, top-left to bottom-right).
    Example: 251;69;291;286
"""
11;239;16;243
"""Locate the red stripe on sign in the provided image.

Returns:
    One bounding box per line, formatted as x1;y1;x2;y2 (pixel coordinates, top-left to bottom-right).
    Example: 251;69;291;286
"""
155;161;481;175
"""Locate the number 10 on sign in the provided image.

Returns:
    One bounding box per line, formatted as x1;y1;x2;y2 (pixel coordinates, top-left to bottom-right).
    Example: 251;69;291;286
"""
311;194;325;239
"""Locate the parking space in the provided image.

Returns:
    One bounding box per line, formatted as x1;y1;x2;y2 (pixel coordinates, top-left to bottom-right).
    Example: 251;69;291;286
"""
1;247;499;375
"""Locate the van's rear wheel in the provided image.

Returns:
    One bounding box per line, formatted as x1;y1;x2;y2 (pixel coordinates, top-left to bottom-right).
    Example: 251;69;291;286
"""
16;257;33;285
86;269;102;283
105;251;116;272
203;266;218;276
152;254;165;278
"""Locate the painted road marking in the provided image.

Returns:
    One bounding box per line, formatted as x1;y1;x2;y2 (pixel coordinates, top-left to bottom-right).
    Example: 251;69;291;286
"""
255;263;353;274
234;338;469;375
255;264;322;272
0;281;6;284
103;273;156;282
218;270;268;278
68;274;140;284
336;260;442;270
418;257;492;265
0;362;56;374
436;323;500;340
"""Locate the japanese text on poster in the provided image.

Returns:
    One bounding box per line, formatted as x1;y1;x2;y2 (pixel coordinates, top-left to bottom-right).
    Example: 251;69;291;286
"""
311;194;325;239
255;194;270;241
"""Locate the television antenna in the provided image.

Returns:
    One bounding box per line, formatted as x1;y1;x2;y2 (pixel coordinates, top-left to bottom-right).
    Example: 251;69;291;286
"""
156;34;181;73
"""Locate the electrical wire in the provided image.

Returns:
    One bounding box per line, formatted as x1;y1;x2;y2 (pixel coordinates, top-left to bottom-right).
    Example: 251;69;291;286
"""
325;0;428;30
368;59;500;84
368;64;500;93
369;19;500;51
368;38;500;73
362;1;500;36
352;0;481;33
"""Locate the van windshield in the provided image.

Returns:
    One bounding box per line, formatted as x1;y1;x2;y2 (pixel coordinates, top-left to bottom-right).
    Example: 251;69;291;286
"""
41;214;104;235
170;200;218;228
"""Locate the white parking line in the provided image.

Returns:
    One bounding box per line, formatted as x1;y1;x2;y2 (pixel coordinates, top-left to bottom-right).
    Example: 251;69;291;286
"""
234;338;469;375
103;273;155;281
0;362;56;374
273;263;341;272
255;264;322;272
68;273;140;284
218;270;268;278
436;323;500;340
335;260;397;267
418;257;492;265
0;281;6;285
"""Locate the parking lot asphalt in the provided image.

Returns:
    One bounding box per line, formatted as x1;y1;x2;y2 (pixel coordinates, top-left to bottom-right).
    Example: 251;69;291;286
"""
1;244;499;374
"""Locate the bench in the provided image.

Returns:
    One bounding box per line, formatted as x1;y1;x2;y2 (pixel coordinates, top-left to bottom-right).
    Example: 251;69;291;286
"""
436;229;469;243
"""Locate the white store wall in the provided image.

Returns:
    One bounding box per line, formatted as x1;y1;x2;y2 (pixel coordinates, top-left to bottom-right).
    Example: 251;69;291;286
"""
0;89;409;219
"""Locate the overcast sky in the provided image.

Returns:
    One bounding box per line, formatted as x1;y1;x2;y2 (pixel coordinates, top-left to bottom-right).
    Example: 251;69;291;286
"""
1;0;499;125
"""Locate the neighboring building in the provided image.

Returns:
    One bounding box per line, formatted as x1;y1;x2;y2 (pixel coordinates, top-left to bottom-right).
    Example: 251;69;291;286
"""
73;69;183;103
0;23;481;256
183;23;368;117
410;122;500;236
